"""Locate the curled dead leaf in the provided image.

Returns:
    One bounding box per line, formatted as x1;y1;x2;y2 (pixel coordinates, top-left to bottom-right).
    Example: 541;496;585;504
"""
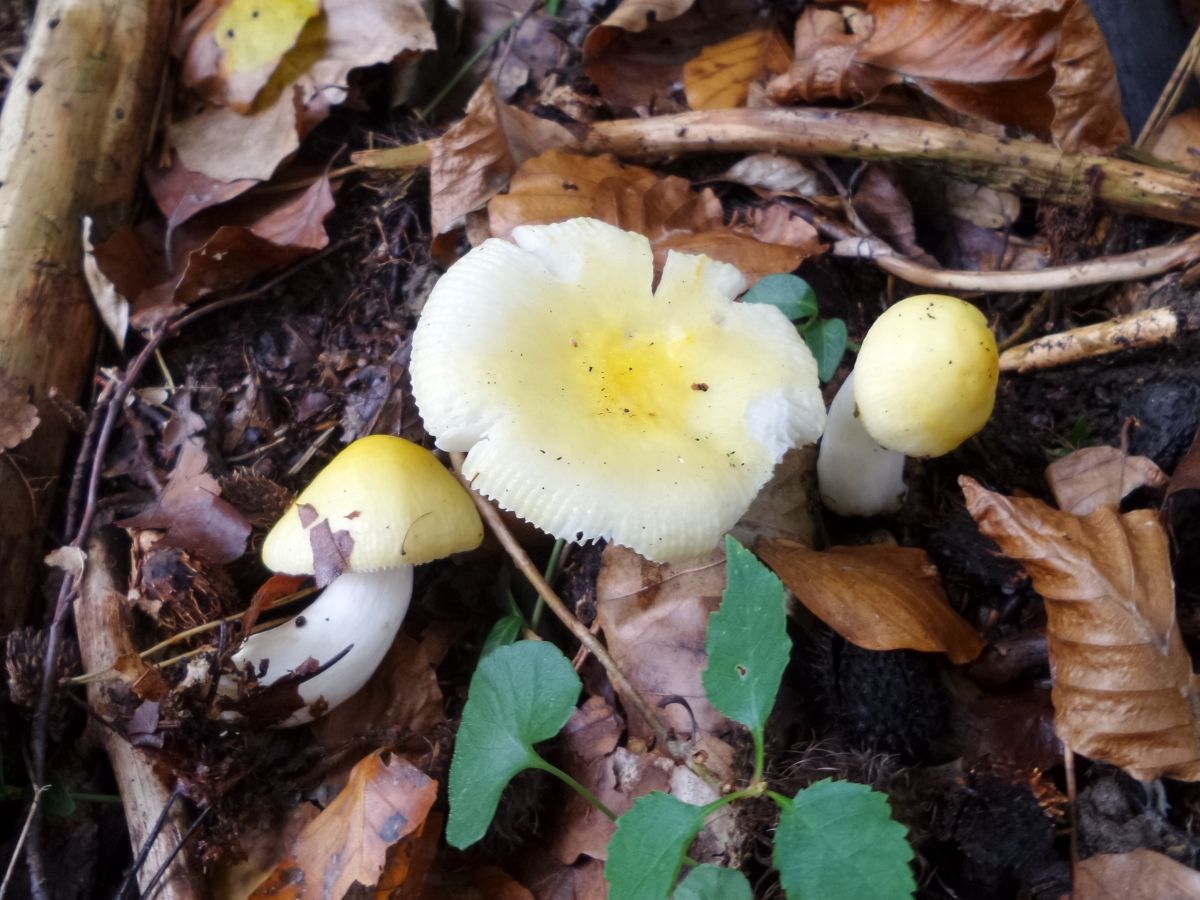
1074;848;1200;899
683;27;791;110
489;150;822;281
962;476;1200;781
0;369;40;453
251;750;438;899
1045;446;1167;515
756;539;985;664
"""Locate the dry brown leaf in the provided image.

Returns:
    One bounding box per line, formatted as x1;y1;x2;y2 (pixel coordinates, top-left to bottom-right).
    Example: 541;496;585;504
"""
962;476;1200;781
683;27;791;110
1151;109;1200;170
373;809;442;899
489;150;821;281
768;0;1126;151
595;544;728;739
1048;0;1129;152
853;167;940;267
729;447;819;549
756;539;985;664
118;442;251;564
583;0;762;110
145;154;258;232
252;751;438;900
943;179;1020;230
430;80;578;236
1074;848;1200;899
720;154;827;197
1046;446;1167;515
170;0;434;183
0;369;39;452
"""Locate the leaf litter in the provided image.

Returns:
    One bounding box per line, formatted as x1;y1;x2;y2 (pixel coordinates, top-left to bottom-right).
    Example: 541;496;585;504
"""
18;0;1200;896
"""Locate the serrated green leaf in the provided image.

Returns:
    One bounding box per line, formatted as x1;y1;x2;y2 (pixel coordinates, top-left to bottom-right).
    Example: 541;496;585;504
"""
703;537;791;739
674;864;753;900
606;792;709;900
447;640;581;849
803;318;848;382
742;274;818;323
773;779;915;900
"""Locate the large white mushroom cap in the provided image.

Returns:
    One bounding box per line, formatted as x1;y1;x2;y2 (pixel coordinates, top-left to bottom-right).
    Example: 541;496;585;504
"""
410;218;825;563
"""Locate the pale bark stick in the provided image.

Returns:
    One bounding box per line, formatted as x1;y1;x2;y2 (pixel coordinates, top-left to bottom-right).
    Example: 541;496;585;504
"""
583;109;1200;227
76;531;201;900
0;0;170;629
1000;307;1183;372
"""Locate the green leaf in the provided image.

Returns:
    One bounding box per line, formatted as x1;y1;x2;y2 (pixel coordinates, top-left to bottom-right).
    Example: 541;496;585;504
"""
447;640;581;848
803;317;848;382
481;613;523;656
607;792;709;900
773;780;915;900
674;864;753;900
703;537;791;740
742;274;818;323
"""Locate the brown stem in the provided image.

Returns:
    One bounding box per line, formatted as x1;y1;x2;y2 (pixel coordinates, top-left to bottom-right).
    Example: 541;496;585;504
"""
999;307;1181;372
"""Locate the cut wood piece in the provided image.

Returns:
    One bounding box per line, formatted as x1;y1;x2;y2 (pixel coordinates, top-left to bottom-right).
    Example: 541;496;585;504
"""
76;530;200;899
0;0;171;628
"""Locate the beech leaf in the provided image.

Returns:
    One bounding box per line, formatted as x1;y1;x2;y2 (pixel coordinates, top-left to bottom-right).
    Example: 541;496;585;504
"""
962;476;1200;780
447;640;582;848
756;539;985;664
1074;848;1200;899
1045;446;1167;516
683;27;791;110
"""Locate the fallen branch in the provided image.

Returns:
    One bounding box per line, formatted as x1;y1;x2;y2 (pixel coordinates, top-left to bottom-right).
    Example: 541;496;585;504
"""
584;108;1200;227
999;306;1196;371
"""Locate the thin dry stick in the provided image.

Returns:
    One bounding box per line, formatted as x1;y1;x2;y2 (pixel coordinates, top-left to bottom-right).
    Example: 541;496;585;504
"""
1136;25;1200;149
449;453;678;752
0;786;48;900
831;233;1200;293
999;307;1181;372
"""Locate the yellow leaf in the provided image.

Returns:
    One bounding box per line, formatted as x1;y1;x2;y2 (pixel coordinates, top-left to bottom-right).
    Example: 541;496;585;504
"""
684;28;791;110
215;0;321;98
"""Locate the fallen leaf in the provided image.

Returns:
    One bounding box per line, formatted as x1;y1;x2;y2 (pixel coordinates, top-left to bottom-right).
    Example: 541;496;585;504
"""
943;179;1020;231
429;80;578;236
719;154;827;197
118;442;252;564
1074;848;1200;899
0;369;39;452
374;809;442;899
768;0;1127;151
180;0;321;111
253;751;438;900
1045;446;1167;515
852;167;940;266
113;654;170;702
728;447;819;548
307;518;353;587
489;150;822;281
169;0;434;183
82;217;131;351
756;539;985;664
583;0;762;111
145;154;257;233
1154;111;1200;170
595;544;728;739
962;476;1200;781
683;27;791;110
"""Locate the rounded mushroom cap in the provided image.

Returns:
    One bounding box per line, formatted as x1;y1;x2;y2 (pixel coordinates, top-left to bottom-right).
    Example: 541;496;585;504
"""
409;217;825;563
262;435;483;574
854;294;999;457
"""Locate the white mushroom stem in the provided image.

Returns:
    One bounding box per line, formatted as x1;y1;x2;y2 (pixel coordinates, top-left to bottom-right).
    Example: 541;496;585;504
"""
816;372;908;517
230;567;414;726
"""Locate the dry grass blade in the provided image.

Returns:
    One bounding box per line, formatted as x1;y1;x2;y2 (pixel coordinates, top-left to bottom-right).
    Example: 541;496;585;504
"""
961;476;1200;781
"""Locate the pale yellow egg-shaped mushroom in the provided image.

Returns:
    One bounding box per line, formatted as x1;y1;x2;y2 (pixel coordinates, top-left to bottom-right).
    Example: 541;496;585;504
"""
854;295;999;458
262;434;483;575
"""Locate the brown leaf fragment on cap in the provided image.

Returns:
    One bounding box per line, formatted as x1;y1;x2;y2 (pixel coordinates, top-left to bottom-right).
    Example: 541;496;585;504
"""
1046;446;1167;515
296;502;318;528
962;475;1200;781
756;539;985;664
0;368;40;452
308;519;354;587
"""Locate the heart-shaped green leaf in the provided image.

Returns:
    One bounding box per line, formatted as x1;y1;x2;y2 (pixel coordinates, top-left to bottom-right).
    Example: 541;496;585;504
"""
607;792;709;900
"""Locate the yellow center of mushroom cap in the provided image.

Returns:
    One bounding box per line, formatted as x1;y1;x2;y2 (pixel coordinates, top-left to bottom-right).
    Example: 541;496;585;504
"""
261;435;483;575
409;218;826;563
853;294;1000;458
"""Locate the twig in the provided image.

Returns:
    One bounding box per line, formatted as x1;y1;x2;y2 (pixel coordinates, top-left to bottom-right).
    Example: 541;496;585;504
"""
449;453;678;753
114;787;180;900
138;805;211;900
0;785;48;900
583;108;1200;227
1136;25;1200;149
829;232;1200;293
999;306;1183;372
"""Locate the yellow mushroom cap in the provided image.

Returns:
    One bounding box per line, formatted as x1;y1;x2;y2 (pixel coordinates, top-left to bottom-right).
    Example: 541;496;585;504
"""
854;294;999;457
261;435;483;574
409;217;825;563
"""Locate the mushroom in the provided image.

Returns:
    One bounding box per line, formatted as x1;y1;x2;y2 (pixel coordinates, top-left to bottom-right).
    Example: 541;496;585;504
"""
816;294;999;516
409;217;825;563
228;434;482;725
